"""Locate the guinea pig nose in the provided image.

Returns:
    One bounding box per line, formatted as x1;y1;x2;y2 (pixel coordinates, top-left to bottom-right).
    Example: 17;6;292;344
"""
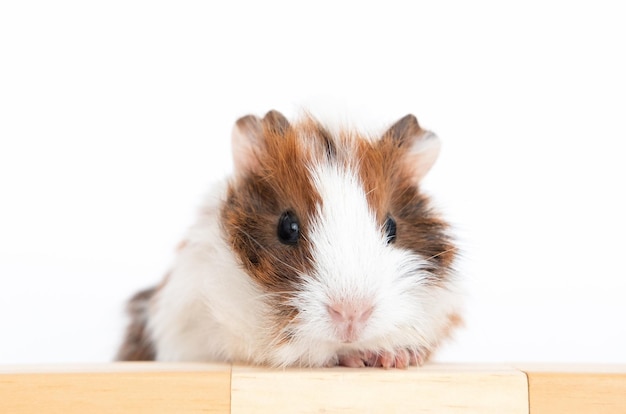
327;302;374;325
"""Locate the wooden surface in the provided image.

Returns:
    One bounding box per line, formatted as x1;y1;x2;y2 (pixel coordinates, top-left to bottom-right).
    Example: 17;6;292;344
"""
232;364;527;414
518;364;626;414
0;363;231;414
0;363;624;413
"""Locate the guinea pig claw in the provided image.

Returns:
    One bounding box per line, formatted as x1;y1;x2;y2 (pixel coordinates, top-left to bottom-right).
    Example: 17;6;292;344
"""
337;348;425;369
379;349;411;369
372;348;425;369
337;354;366;368
409;349;426;366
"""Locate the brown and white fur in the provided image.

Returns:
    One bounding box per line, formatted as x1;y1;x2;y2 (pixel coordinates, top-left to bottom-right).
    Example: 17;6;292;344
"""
117;110;461;368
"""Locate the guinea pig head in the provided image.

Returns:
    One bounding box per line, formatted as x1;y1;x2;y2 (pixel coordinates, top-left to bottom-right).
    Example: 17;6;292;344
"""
222;110;456;356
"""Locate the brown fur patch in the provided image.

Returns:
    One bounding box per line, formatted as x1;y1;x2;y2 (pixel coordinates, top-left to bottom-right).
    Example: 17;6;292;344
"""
222;116;334;309
353;123;457;282
116;286;157;361
222;116;336;336
116;272;171;361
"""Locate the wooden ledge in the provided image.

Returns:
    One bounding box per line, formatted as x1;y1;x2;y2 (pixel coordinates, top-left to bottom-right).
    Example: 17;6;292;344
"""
517;364;626;414
0;363;624;413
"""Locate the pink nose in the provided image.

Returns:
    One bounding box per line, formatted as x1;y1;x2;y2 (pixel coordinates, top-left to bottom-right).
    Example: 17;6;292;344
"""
327;302;374;343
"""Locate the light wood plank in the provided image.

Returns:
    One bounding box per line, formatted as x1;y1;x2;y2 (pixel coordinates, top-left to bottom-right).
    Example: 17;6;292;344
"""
231;363;529;414
0;363;231;414
4;363;626;414
519;364;626;414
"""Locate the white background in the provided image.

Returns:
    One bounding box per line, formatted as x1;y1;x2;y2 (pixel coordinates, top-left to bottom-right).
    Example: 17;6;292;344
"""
1;1;625;365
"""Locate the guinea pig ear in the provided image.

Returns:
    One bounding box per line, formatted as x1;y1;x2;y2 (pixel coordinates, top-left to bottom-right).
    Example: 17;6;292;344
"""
231;114;264;174
384;114;441;184
231;110;291;174
262;110;290;136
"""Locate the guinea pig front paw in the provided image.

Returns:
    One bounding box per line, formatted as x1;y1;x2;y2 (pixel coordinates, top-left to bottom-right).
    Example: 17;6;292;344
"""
338;348;426;369
337;353;368;368
370;349;413;369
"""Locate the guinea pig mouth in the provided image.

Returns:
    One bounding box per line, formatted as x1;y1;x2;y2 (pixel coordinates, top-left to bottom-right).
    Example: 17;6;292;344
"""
327;302;374;343
335;327;365;344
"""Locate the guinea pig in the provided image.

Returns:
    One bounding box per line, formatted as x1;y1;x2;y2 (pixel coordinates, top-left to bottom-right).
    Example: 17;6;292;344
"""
116;110;461;368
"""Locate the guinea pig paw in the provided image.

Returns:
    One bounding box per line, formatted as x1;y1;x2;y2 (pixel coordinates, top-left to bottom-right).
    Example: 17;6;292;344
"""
337;353;367;368
408;348;426;367
337;348;426;369
323;355;341;367
379;349;411;369
365;348;426;369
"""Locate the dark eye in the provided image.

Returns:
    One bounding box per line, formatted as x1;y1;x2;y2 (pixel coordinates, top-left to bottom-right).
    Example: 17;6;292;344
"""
384;215;397;244
277;211;300;245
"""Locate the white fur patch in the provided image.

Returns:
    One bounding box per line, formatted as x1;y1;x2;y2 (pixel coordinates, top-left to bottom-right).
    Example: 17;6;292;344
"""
148;180;272;363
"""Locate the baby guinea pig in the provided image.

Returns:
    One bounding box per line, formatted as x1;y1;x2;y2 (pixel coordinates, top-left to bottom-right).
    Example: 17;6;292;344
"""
117;110;462;368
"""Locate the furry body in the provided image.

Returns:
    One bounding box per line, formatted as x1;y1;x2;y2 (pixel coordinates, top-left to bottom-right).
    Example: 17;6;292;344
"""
117;111;461;368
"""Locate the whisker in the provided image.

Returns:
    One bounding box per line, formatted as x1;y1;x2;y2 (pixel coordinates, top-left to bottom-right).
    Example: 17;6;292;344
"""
232;225;304;275
254;290;300;301
364;186;378;197
424;246;458;262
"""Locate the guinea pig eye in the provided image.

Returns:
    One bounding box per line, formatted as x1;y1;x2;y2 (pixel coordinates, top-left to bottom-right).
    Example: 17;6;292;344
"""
384;215;397;244
277;211;300;245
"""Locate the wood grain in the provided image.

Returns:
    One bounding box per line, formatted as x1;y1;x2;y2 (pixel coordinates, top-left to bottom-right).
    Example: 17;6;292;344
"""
231;364;528;414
